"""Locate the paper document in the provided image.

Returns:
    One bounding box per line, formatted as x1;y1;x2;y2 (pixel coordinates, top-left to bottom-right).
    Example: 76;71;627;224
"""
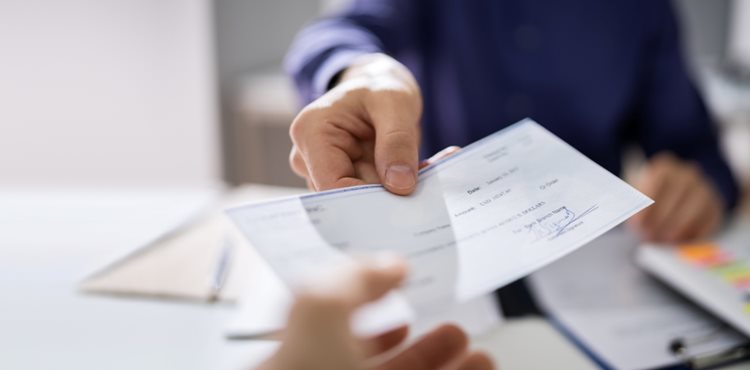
79;185;305;303
227;119;652;332
532;228;747;370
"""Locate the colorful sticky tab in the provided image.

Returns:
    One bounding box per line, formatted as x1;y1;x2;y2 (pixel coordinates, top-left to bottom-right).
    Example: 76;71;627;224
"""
679;243;723;261
698;253;733;268
713;262;750;280
678;242;750;315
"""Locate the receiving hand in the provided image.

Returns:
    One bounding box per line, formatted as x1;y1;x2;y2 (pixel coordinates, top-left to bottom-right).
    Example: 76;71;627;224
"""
255;258;494;370
289;53;423;195
628;152;724;243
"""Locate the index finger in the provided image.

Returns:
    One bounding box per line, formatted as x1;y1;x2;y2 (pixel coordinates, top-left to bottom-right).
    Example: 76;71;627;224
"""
304;139;368;191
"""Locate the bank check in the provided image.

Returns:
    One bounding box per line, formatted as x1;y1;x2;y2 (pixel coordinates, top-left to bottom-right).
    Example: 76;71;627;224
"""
228;118;652;331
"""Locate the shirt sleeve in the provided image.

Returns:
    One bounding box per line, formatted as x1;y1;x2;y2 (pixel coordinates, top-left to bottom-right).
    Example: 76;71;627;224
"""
283;0;419;105
632;0;739;211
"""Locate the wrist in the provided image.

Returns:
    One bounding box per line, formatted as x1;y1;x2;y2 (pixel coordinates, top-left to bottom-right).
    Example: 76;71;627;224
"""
338;53;420;95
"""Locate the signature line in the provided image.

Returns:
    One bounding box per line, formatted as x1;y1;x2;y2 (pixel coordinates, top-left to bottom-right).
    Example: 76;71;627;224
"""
553;204;599;238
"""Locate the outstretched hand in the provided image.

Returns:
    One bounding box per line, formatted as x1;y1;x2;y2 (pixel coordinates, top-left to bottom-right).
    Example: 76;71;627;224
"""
628;152;724;243
255;258;494;370
289;53;423;195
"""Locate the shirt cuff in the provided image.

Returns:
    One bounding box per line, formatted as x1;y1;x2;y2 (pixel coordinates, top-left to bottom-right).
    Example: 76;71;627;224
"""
694;151;740;213
312;49;375;99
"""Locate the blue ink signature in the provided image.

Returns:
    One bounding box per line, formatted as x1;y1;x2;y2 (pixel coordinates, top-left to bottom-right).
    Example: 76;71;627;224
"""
551;204;598;238
526;204;599;241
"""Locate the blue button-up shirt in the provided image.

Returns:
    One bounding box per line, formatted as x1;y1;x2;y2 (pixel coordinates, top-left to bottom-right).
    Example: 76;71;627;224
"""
285;0;739;210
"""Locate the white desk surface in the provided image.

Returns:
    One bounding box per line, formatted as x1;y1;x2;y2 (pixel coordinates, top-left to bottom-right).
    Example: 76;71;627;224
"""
0;186;660;370
0;187;277;370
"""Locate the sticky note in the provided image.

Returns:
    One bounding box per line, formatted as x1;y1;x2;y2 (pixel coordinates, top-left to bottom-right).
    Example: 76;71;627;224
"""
678;243;723;262
714;262;750;279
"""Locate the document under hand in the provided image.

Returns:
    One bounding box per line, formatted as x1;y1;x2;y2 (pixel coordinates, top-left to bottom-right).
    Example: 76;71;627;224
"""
227;119;652;334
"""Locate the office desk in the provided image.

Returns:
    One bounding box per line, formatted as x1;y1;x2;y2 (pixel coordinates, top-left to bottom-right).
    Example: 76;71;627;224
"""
0;187;599;370
0;188;274;370
4;187;747;370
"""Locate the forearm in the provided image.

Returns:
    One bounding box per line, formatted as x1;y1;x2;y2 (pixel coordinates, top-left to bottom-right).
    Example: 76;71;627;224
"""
284;0;417;104
635;0;740;212
284;19;383;104
689;143;740;213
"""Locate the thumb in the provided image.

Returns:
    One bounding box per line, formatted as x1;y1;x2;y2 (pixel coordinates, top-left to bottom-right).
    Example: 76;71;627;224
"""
372;114;420;196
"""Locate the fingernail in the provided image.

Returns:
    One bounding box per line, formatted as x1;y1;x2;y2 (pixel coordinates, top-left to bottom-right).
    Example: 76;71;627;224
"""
385;164;416;190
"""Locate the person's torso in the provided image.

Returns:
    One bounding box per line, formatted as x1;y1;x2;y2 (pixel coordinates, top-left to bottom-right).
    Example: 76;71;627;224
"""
398;0;654;175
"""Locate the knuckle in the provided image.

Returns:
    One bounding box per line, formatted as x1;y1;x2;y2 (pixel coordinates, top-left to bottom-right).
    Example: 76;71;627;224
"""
289;116;306;142
288;147;298;166
289;108;320;141
288;148;305;173
326;125;356;147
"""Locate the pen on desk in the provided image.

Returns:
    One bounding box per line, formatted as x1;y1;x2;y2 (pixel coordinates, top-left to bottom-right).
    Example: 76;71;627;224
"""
208;238;233;302
226;329;283;341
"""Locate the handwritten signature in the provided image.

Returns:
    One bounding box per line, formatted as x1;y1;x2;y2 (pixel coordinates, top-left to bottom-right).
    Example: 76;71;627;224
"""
525;204;599;241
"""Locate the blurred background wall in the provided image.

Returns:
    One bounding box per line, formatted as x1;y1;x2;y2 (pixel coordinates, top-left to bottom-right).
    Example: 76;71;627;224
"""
0;0;221;188
677;0;730;62
212;0;348;187
1;0;748;190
